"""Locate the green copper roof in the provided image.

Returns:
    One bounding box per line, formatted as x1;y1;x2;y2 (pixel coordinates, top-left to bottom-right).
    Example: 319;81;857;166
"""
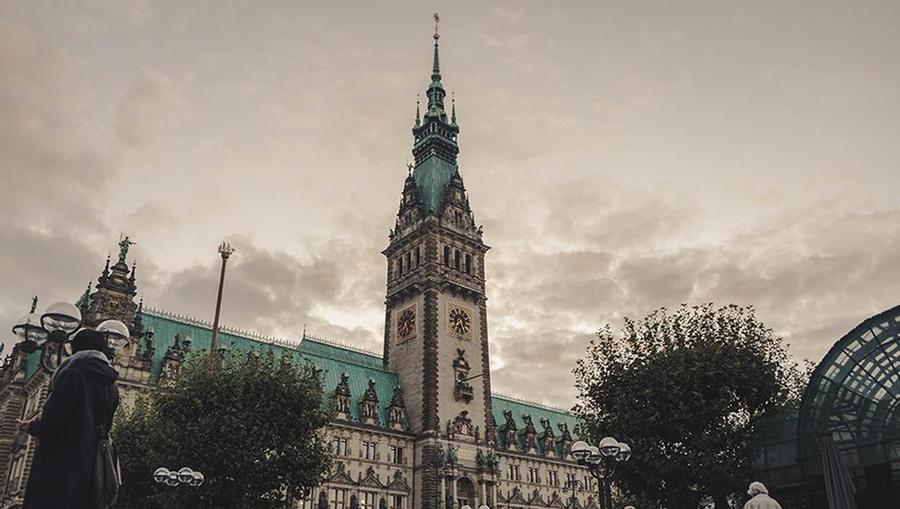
413;157;457;215
21;309;576;435
141;310;402;425
492;394;579;451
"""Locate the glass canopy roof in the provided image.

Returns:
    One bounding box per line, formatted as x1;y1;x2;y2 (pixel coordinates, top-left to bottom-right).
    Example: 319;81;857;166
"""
797;305;900;464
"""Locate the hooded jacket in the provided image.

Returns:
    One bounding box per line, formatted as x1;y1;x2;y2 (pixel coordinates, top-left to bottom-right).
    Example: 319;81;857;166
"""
23;351;119;509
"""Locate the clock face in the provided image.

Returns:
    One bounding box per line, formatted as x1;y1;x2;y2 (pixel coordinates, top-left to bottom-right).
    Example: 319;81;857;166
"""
396;306;416;342
447;305;473;340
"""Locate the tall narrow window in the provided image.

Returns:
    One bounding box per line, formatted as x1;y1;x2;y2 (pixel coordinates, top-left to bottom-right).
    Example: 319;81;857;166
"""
362;441;377;460
415;246;421;266
454;250;460;270
396;257;402;276
443;246;450;266
406;251;412;271
465;254;472;274
330;488;347;509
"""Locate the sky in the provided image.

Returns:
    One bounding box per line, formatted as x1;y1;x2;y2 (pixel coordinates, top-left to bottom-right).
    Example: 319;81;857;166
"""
1;0;898;406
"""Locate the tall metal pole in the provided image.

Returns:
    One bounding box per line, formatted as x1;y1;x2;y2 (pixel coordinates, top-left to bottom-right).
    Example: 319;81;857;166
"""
210;242;235;353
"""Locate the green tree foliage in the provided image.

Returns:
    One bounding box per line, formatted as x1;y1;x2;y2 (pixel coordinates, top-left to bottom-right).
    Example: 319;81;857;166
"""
574;304;809;509
113;351;332;509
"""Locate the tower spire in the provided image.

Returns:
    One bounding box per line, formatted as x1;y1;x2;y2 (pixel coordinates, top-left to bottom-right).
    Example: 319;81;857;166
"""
426;13;446;115
432;12;441;75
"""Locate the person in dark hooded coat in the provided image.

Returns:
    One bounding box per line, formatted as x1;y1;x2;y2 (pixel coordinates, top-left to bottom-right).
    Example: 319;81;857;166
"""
20;329;119;509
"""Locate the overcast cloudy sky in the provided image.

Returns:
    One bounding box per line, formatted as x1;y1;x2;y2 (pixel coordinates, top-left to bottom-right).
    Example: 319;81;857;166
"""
2;1;898;405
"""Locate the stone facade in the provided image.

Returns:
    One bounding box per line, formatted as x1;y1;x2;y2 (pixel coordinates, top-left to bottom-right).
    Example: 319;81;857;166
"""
0;27;598;509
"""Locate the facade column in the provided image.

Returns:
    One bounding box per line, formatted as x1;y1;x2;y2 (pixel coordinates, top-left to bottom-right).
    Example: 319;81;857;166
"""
452;475;457;508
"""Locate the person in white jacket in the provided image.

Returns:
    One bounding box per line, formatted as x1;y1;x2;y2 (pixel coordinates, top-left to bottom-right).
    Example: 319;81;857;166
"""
742;482;783;509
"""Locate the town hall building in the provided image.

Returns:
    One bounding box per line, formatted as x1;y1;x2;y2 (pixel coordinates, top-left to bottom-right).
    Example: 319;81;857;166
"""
0;26;597;509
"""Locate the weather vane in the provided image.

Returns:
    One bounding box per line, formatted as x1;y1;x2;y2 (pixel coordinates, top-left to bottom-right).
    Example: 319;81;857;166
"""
433;12;440;40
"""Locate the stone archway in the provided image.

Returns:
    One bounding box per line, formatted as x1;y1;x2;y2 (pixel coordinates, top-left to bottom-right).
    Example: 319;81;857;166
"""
456;476;477;508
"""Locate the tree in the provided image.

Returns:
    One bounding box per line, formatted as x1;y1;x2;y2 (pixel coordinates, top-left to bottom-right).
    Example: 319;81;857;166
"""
113;351;332;509
574;304;808;509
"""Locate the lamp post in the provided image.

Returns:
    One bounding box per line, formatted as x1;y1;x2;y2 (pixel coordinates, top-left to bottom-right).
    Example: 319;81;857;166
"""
571;438;632;509
12;300;131;372
153;466;204;509
210;241;235;353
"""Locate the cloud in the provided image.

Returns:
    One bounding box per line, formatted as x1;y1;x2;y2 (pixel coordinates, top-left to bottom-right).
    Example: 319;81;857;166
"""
2;1;899;410
115;68;188;149
481;177;900;402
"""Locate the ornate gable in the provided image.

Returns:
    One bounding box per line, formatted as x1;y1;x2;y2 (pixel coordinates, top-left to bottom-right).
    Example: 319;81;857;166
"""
386;385;407;431
333;373;352;421
358;466;385;489
539;417;556;456
519;413;538;453
548;491;567;508
528;489;547;506
328;462;356;486
556;422;574;459
386;470;410;492
508;487;529;505
499;409;518;451
358;378;380;425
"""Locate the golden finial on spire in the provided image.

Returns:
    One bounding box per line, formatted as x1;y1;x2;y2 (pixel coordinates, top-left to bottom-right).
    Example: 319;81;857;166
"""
433;12;440;40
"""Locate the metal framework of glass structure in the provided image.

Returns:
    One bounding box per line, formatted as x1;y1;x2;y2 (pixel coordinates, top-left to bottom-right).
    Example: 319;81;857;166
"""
753;305;900;508
797;304;900;466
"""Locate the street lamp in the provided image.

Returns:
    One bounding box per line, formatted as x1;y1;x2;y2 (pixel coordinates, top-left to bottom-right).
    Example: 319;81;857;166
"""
11;300;130;372
96;319;130;351
154;467;204;508
210;241;235;353
12;301;48;355
571;437;632;509
12;301;81;371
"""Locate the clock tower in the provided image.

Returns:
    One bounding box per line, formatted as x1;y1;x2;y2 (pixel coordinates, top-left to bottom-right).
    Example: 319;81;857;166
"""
382;23;495;509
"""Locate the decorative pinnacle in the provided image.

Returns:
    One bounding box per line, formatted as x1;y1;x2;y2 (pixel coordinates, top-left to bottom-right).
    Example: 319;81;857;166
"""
218;241;235;260
451;92;457;124
415;94;421;126
30;296;38;313
433;12;440;40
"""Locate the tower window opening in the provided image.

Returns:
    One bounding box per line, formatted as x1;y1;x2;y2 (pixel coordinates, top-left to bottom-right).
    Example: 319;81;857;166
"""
415;246;421;267
454;250;460;271
443;246;450;266
397;257;403;277
465;254;472;274
406;251;412;271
